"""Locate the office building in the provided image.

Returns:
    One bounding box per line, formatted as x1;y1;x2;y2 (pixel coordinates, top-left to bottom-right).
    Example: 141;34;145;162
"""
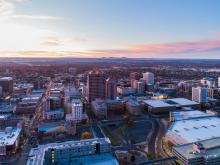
126;98;142;115
91;99;107;119
0;86;2;97
87;70;106;102
136;81;145;94
117;86;135;96
0;77;13;94
192;87;208;103
105;77;117;100
218;77;220;88
201;77;215;88
0;127;21;156
142;72;154;85
71;99;83;122
43;108;64;120
130;72;140;88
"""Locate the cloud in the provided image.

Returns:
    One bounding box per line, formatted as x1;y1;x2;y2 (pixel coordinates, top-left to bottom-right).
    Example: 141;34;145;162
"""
84;39;220;58
43;37;61;47
0;0;16;16
0;0;63;21
9;15;63;20
1;39;220;58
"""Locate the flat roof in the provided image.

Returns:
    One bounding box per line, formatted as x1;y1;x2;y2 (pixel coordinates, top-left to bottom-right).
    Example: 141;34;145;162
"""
167;116;220;145
142;100;174;108
172;110;215;121
173;137;220;160
0;77;13;81
27;138;111;165
0;128;21;146
167;98;199;106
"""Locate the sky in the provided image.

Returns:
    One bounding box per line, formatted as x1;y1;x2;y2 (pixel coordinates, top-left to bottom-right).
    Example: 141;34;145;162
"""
0;0;220;58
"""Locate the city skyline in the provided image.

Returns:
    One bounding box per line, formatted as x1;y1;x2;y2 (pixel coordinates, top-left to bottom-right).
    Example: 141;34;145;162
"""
0;0;220;58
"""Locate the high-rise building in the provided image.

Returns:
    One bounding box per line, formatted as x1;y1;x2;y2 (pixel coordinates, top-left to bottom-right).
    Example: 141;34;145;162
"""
0;77;13;94
105;78;117;100
0;86;2;97
192;87;207;103
136;81;145;94
87;70;105;102
201;77;215;88
218;77;220;88
142;72;154;85
71;99;83;122
130;72;140;88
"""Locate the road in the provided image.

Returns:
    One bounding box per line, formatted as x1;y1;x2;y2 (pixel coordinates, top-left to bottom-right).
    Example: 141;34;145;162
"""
147;118;159;159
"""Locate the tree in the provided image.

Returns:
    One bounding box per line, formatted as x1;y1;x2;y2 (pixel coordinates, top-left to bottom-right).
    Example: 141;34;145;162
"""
123;115;134;127
81;131;92;139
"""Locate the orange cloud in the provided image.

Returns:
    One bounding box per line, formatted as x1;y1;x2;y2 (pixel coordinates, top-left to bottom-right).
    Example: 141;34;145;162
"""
1;39;220;58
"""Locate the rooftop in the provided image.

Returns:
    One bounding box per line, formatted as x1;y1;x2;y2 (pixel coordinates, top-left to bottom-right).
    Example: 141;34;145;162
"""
0;127;21;146
171;109;215;121
166;98;199;106
143;98;199;108
0;77;13;81
174;137;220;160
27;138;112;165
167;116;220;145
142;100;174;108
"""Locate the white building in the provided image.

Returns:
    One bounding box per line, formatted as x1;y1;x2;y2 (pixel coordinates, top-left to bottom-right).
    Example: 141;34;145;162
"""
142;72;154;85
0;127;21;156
192;87;207;103
26;138;118;165
218;77;220;88
71;99;83;122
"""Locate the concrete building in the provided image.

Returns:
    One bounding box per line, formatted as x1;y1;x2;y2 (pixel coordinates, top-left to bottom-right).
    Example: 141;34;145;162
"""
13;83;33;98
0;77;13;94
117;86;135;96
201;77;215;88
0;86;2;97
218;77;220;88
105;78;117;100
173;138;220;165
130;72;140;88
49;96;62;109
27;138;118;165
0;127;21;156
136;81;145;94
143;98;200;114
87;70;106;102
126;98;142;116
192;87;208;103
91;99;107;119
142;72;154;85
71;99;83;122
43;108;64;120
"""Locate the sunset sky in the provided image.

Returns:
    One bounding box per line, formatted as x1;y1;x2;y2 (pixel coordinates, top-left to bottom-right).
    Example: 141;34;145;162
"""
0;0;220;58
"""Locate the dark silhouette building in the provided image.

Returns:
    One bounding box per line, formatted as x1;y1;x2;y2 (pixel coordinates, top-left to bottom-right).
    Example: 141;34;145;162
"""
87;70;105;102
